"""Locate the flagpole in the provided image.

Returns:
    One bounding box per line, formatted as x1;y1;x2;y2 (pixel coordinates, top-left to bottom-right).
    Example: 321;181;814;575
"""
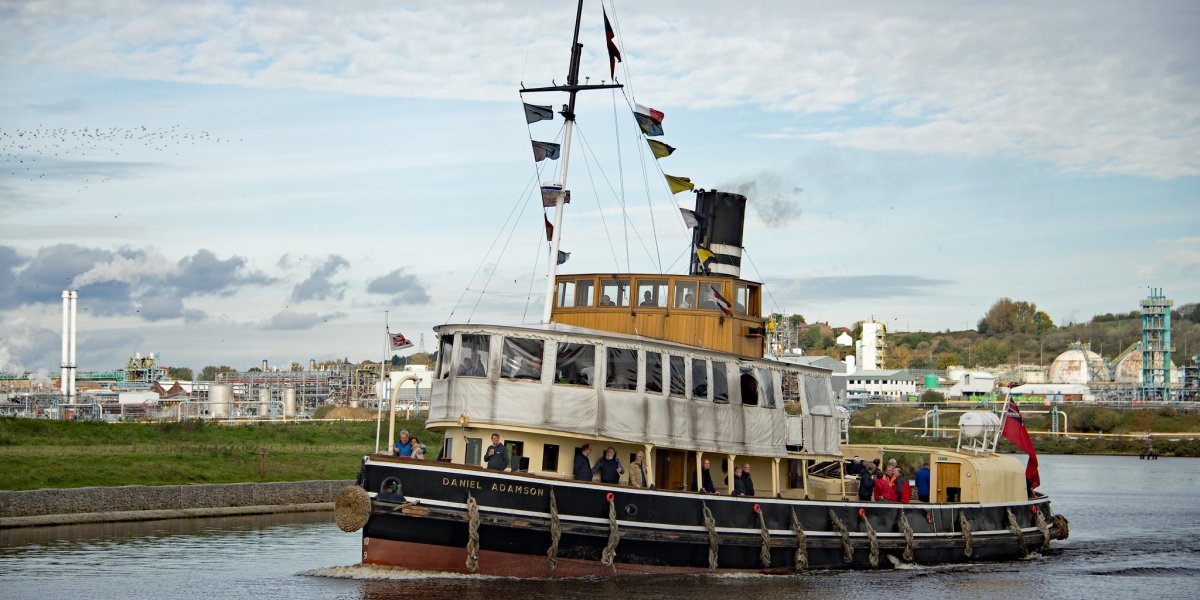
376;310;388;454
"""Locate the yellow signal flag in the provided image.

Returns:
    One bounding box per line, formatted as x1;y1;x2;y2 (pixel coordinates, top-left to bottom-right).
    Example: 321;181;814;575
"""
647;139;676;159
695;246;716;273
665;174;695;195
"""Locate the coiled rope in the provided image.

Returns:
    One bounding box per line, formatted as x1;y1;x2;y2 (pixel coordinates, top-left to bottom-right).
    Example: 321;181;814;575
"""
600;494;620;568
1007;508;1028;558
790;508;808;572
959;512;974;558
1051;514;1070;540
547;489;561;571
864;513;879;568
466;494;480;572
702;502;719;570
1034;508;1051;552
755;505;771;568
899;509;916;562
829;509;853;563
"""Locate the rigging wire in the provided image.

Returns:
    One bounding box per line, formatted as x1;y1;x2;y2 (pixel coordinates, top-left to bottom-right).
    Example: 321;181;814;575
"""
573;125;661;269
521;223;545;323
611;89;629;273
467;181;537;323
742;247;783;316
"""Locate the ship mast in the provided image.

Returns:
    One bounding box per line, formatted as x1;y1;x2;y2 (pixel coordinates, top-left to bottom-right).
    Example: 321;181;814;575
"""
522;0;622;323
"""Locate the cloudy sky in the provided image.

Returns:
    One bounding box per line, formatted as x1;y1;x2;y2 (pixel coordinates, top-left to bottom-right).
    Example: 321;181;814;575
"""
1;0;1197;374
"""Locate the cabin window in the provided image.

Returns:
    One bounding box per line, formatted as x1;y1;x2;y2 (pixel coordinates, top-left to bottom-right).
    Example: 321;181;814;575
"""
636;279;667;308
674;281;697;309
757;368;776;408
691;358;709;400
456;334;490;378
740;367;759;406
735;284;750;315
782;370;801;404
712;362;729;403
558;278;595;307
542;444;560;471
600;279;630;307
606;347;638;391
646;351;663;394
436;334;454;379
500;338;544;381
465;437;482;466
698;282;727;312
669;356;686;397
554;342;594;386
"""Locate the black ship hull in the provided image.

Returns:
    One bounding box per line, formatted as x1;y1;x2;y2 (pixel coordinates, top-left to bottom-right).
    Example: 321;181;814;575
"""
349;456;1065;576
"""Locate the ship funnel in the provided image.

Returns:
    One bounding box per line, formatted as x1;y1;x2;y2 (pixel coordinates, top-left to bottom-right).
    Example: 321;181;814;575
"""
689;190;746;278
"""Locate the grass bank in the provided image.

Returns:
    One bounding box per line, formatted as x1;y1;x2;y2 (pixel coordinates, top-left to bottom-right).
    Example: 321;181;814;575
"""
849;405;1200;457
0;416;441;490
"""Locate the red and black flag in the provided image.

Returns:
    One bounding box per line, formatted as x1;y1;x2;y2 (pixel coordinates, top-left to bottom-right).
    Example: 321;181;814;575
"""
1002;400;1041;489
604;8;622;79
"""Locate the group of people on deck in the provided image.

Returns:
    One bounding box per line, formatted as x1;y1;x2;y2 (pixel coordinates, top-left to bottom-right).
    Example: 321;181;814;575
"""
850;456;931;503
572;443;650;488
391;430;427;460
692;458;757;496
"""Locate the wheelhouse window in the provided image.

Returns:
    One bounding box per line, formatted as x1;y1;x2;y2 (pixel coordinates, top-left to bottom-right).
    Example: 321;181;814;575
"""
559;278;596;307
636;279;667;308
735;284;750;315
691;358;709;400
712;362;729;403
740;367;760;406
782;370;801;404
554;342;595;386
606;347;638;391
645;351;663;394
456;334;490;378
757;368;776;407
669;356;687;397
501;338;544;381
437;334;454;379
698;281;726;312
600;279;631;307
674;281;697;309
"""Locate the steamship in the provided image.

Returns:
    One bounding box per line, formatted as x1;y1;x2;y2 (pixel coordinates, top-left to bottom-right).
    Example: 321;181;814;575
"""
335;1;1067;575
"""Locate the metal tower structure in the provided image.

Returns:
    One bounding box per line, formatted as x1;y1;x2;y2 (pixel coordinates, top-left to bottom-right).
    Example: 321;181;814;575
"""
1140;287;1172;400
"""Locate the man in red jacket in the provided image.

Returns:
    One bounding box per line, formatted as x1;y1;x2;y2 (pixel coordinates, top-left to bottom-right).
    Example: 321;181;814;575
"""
892;468;912;503
872;471;895;502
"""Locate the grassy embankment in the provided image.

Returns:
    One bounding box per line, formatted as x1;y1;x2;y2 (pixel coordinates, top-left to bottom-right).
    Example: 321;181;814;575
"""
849;405;1200;457
0;413;441;491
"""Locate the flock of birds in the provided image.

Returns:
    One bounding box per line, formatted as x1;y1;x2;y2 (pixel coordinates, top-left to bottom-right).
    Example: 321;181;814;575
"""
0;125;239;190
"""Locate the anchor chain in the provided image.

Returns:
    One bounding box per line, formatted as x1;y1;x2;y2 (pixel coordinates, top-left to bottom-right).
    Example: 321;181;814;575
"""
466;494;480;573
600;494;620;568
1007;508;1028;558
702;502;719;570
864;514;879;568
899;510;916;562
547;489;561;571
1035;509;1051;552
959;512;973;558
829;509;853;563
790;508;808;572
756;506;771;569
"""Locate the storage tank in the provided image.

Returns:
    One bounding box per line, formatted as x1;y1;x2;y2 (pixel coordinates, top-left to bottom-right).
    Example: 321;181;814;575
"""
958;411;1001;439
209;384;232;418
283;388;297;417
924;374;939;389
258;387;271;418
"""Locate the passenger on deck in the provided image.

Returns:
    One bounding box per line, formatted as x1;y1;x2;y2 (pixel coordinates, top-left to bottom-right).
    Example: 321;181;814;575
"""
394;430;414;457
600;294;616;306
732;466;747;496
741;463;756;497
515;356;542;380
873;470;895;502
847;456;864;476
484;433;508;470
457;357;474;376
915;463;931;502
857;461;876;501
694;458;717;494
629;451;648;488
892;467;911;503
573;444;594;481
681;292;694;308
640;291;657;307
410;436;426;460
593;446;625;484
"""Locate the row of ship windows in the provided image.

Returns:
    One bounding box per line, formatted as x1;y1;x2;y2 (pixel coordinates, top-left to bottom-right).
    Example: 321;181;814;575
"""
438;334;784;407
557;277;755;314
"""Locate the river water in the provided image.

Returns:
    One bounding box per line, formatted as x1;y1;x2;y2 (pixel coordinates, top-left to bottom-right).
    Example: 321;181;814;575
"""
2;455;1198;599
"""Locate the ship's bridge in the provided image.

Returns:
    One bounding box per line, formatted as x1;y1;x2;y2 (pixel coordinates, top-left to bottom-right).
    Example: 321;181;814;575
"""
550;273;765;359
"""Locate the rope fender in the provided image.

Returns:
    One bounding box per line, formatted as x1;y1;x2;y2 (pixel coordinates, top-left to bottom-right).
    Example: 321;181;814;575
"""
547;489;560;571
1034;507;1051;552
959;512;974;558
899;509;916;562
1007;508;1028;558
755;504;771;568
1051;514;1070;540
465;494;480;573
600;492;620;568
829;509;853;563
790;508;808;572
702;501;719;570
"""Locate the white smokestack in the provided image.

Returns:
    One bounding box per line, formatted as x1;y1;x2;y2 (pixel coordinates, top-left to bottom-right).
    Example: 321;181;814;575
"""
69;291;77;399
61;291;69;397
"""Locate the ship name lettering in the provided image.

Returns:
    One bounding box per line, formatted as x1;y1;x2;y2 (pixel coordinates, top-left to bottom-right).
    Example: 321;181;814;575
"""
490;482;545;496
442;477;482;489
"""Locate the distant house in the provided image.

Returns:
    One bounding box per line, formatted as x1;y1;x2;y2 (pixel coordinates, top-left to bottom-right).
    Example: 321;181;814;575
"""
836;369;916;400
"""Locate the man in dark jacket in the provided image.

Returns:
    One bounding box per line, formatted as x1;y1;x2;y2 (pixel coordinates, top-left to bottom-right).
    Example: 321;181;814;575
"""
592;446;624;484
694;458;717;493
484;433;508;470
573;444;593;481
732;466;747;496
858;461;876;501
741;463;756;497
